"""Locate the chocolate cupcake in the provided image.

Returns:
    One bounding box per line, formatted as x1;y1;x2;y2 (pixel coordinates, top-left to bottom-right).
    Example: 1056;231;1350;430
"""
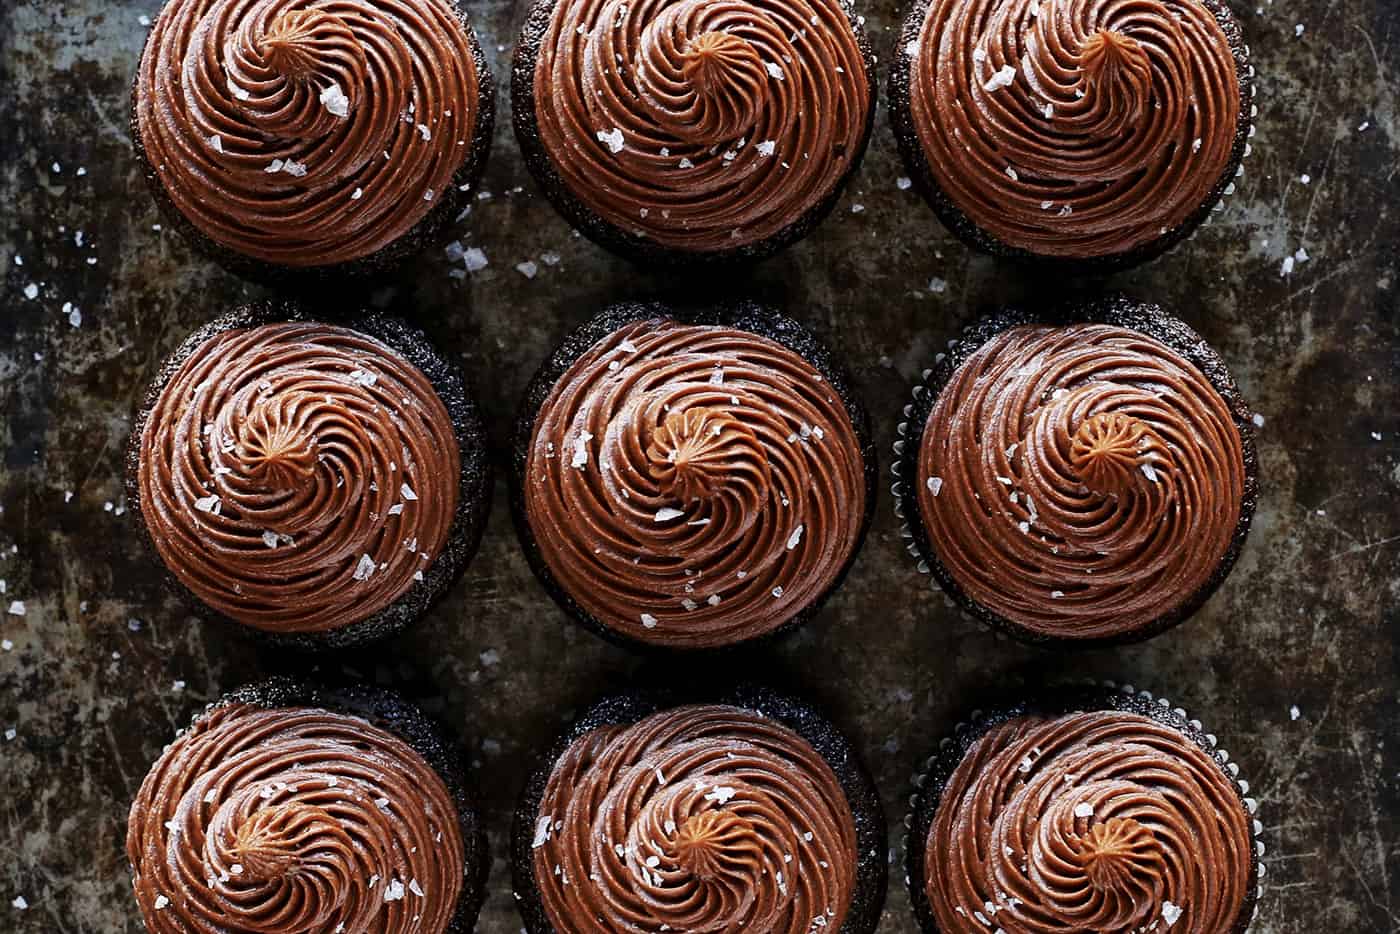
513;685;887;932
126;301;490;650
132;0;494;283
512;301;876;650
888;0;1255;271
892;297;1257;645
512;0;876;266
906;684;1264;934
126;677;488;932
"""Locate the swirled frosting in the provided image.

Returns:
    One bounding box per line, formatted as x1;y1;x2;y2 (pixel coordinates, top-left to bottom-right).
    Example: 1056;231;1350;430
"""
138;322;460;634
127;703;465;932
530;0;870;252
905;0;1242;257
523;318;866;648
135;0;482;267
924;710;1253;933
916;323;1244;640
531;705;857;932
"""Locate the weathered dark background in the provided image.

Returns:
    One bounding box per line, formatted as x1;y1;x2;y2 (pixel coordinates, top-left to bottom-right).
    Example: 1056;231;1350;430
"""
1;0;1397;930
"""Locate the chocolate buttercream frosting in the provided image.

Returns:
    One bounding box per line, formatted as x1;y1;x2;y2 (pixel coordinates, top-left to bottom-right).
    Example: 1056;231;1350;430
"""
916;323;1244;641
523;318;866;648
528;0;871;252
138;322;460;634
904;0;1243;257
135;0;482;267
127;703;465;932
531;705;858;932
924;710;1253;933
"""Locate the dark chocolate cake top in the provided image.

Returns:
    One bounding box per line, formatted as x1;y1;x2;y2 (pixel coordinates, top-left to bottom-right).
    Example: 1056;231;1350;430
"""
135;0;482;267
127;703;466;932
916;322;1245;640
138;322;460;634
529;0;869;251
923;708;1253;933
530;704;858;932
523;317;866;648
903;0;1242;257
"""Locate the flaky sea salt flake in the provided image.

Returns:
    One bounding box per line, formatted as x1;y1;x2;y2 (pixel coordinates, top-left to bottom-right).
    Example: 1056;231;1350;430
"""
1162;901;1183;926
353;554;377;581
596;127;625;153
983;65;1017;92
320;81;350;118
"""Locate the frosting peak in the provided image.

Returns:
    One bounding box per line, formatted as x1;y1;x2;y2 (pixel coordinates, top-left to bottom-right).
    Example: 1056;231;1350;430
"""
1076;816;1163;895
228;803;322;882
1070;412;1157;497
673;29;768;145
258;10;346;81
1080;29;1149;90
236;392;321;491
672;809;758;882
647;406;769;504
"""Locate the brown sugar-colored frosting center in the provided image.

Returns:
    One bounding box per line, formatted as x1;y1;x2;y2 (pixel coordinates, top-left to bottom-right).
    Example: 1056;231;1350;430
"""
523;319;866;648
138;322;460;634
916;323;1244;640
135;0;481;267
532;705;858;932
925;710;1253;933
126;704;465;932
531;0;870;251
906;0;1242;257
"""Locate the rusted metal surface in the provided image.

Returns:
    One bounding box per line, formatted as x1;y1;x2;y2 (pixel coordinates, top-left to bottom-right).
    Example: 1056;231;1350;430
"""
1;0;1397;929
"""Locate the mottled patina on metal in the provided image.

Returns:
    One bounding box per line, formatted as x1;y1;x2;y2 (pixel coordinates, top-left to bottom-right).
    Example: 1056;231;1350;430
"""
0;0;1397;930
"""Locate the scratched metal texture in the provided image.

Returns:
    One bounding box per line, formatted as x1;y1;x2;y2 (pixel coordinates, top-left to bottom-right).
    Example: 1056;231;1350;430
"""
1;0;1397;930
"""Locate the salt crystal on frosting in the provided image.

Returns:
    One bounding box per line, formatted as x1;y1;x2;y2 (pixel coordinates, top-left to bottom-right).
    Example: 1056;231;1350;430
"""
927;476;943;496
756;140;776;158
532;814;553;848
320;82;350;118
571;432;593;469
1162;901;1183;926
655;507;685;522
596;127;625;154
786;525;804;550
353;554;377;581
1073;802;1094;818
640;613;658;629
983;65;1017;92
766;61;785;80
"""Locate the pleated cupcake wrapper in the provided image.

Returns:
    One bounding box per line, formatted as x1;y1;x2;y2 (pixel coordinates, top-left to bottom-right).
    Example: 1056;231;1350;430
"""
890;339;971;599
1199;45;1259;233
901;680;1267;932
